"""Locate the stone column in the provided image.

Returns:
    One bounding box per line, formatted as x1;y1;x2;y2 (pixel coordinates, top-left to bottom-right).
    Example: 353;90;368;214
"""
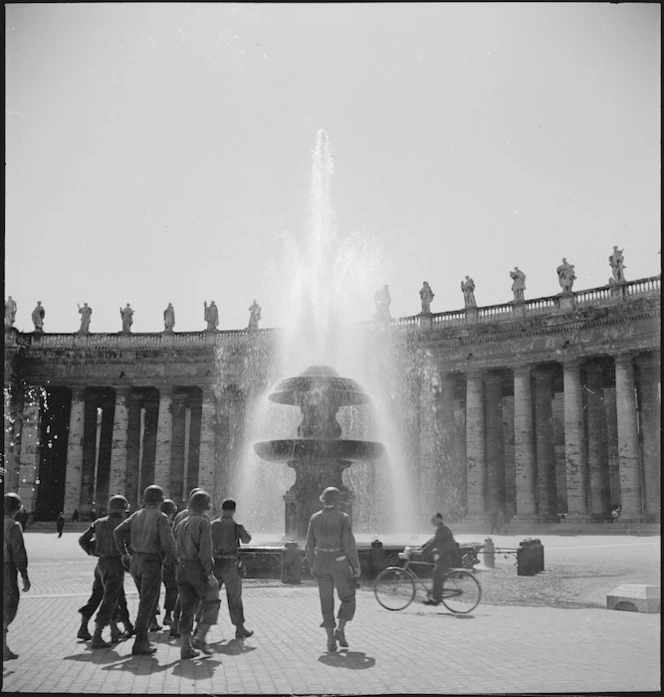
63;387;86;516
513;366;537;517
636;354;661;519
3;385;22;492
484;373;505;512
198;387;217;496
17;386;42;513
585;362;610;518
109;387;130;497
154;386;174;496
533;368;556;518
563;359;589;517
439;374;464;518
465;370;485;516
614;354;643;519
419;370;438;517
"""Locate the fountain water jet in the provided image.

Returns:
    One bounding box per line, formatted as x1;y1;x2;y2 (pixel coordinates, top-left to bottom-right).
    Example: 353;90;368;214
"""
238;130;418;538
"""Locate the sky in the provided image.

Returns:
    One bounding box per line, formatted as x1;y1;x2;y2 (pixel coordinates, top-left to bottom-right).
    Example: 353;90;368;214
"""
5;3;661;334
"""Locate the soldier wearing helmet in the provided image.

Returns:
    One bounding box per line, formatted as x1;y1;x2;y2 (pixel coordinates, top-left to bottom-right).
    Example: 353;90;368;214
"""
172;487;206;527
77;495;132;648
172;489;221;659
3;493;31;661
305;486;361;653
114;484;177;655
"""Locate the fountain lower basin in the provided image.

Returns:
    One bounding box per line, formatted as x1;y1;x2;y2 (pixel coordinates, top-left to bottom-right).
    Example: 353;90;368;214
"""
254;438;385;463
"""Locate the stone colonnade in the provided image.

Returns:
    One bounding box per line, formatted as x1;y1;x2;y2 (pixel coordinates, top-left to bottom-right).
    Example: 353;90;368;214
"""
422;351;660;522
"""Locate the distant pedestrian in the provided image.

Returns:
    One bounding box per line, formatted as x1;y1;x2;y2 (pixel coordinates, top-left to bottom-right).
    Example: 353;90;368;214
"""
57;512;66;538
173;490;221;659
114;485;177;655
78;496;132;648
3;493;31;660
211;498;254;640
305;486;361;653
72;509;80;523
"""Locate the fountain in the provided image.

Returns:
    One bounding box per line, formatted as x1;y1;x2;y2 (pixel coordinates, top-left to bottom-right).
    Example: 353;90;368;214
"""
254;365;385;540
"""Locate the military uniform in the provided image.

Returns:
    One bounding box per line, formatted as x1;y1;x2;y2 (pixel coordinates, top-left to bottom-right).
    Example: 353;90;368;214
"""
210;515;251;631
114;499;177;653
173;506;220;657
305;505;360;631
79;511;129;631
3;516;29;655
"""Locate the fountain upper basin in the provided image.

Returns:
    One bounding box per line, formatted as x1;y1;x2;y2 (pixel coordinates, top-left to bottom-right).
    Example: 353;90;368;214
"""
268;365;371;406
253;438;385;463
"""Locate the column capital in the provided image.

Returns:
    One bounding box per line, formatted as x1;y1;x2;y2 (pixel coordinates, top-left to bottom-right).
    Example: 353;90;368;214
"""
561;356;582;369
158;384;174;397
465;367;485;381
70;385;87;399
513;365;532;378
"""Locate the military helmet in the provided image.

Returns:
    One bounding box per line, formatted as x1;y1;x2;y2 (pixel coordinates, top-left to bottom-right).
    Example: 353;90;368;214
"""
108;495;129;513
143;485;165;504
161;498;177;516
319;486;341;505
189;490;211;511
4;492;22;514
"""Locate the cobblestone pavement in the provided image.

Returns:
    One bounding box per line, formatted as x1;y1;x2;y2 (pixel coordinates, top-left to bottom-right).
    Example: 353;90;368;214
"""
1;534;660;695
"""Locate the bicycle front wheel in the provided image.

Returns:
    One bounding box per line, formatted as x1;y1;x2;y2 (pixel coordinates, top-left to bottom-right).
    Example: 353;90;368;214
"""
441;569;482;614
374;567;416;611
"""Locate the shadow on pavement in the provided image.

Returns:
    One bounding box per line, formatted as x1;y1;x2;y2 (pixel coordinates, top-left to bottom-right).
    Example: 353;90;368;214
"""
99;655;180;674
211;639;257;656
318;650;375;669
172;657;223;679
64;648;127;665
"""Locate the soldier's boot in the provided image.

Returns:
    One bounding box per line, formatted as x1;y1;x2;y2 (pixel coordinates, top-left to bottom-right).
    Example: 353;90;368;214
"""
180;632;200;660
162;611;173;626
325;627;337;653
131;631;157;656
192;623;213;653
149;615;161;632
90;623;111;649
77;616;92;641
3;627;18;661
123;620;135;637
110;620;123;643
169;618;181;639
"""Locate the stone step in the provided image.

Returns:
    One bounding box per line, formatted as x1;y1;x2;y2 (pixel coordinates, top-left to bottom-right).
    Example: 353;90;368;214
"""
606;584;661;613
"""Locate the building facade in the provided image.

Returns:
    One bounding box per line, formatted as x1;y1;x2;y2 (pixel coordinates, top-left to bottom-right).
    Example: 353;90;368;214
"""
3;276;660;526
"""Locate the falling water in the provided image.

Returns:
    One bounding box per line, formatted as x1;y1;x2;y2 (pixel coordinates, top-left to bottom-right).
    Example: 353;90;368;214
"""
236;130;419;536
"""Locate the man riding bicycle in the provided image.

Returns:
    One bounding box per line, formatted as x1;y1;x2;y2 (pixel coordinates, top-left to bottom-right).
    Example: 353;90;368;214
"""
416;513;459;606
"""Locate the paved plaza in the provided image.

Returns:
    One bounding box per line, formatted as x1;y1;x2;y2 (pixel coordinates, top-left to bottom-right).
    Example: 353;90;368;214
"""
2;533;660;695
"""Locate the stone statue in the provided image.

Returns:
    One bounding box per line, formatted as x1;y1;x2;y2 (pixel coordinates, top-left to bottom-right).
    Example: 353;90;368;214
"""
204;300;219;331
609;246;626;283
163;303;175;332
556;258;576;293
373;284;392;323
5;296;17;328
248;299;261;331
77;303;92;334
31;301;45;332
120;303;134;333
419;281;434;314
509;266;526;302
461;276;476;308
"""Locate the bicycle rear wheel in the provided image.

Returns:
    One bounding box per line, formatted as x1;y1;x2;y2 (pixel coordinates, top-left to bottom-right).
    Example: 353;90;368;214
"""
374;567;416;611
441;569;481;614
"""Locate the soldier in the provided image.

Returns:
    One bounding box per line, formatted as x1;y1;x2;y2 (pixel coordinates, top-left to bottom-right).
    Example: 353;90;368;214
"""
114;485;177;655
173;490;221;659
78;495;131;648
3;493;31;660
210;498;254;639
305;486;361;653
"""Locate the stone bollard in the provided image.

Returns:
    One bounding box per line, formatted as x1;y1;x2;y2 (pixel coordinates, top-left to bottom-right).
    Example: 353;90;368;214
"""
369;539;385;578
483;537;495;568
281;541;302;585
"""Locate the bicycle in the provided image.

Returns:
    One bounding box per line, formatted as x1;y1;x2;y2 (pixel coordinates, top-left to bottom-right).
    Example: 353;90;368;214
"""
374;546;482;613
